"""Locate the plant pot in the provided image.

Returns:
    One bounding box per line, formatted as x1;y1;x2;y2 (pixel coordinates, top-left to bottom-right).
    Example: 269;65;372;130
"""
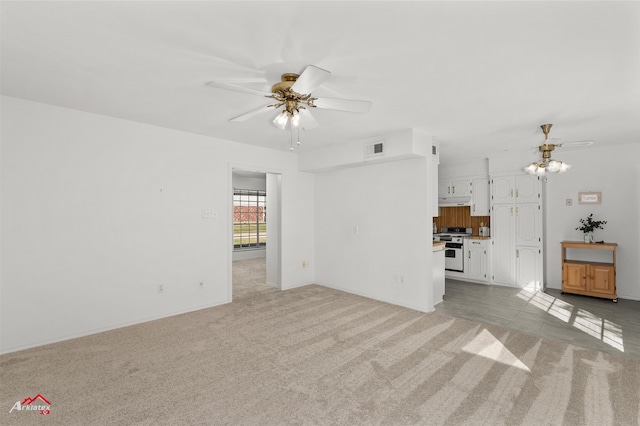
584;233;593;243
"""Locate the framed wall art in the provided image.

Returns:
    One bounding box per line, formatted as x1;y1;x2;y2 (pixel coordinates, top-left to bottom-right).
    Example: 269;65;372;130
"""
578;192;601;204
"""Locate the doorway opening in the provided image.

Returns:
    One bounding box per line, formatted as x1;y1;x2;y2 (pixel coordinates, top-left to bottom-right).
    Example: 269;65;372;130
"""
231;169;281;300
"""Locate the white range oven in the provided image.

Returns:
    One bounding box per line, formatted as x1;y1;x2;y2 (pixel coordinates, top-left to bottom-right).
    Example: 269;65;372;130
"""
433;227;472;273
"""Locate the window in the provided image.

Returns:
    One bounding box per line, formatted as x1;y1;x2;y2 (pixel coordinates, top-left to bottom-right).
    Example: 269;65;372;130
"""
233;189;266;250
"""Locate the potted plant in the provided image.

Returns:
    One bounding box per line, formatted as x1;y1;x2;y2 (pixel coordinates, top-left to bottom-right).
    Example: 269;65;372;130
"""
576;213;607;243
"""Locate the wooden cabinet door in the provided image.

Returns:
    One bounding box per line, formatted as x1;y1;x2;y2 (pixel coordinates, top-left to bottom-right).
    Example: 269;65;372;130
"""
588;265;615;297
563;263;587;292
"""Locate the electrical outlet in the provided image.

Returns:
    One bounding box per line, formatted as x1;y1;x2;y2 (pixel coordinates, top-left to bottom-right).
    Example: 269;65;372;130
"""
157;284;164;294
198;281;204;290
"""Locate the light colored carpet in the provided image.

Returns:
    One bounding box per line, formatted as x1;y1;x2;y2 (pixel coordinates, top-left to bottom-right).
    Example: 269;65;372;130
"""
232;257;274;300
1;261;639;425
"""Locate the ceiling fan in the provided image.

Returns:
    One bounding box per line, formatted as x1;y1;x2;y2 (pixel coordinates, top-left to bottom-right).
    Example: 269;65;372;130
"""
205;65;372;131
524;123;593;175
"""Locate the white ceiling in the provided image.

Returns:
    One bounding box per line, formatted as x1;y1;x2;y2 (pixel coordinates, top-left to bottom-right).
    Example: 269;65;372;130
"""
2;1;639;163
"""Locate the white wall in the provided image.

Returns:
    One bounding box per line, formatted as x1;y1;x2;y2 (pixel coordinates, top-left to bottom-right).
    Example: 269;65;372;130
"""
314;157;434;312
266;173;282;286
544;143;640;300
439;158;489;179
232;174;266;191
0;96;314;353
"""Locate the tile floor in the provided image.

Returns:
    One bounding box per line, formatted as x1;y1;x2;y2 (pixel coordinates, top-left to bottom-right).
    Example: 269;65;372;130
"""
435;279;640;361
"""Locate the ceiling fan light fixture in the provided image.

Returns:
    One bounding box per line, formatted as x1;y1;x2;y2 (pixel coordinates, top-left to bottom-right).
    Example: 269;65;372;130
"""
207;65;372;150
524;123;571;176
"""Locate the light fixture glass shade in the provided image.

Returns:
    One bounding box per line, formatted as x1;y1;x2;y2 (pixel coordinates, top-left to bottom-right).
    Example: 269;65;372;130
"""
524;162;547;175
547;160;562;172
291;110;300;127
535;165;547;176
273;111;289;130
524;160;570;175
523;163;539;174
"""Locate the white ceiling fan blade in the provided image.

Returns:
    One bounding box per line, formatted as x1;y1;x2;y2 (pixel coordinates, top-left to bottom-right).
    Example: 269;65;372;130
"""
205;81;272;97
298;108;319;130
291;65;331;94
559;140;595;148
230;104;273;122
313;97;372;114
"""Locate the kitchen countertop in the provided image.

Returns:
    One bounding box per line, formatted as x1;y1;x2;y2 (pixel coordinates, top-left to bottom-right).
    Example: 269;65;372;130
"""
468;236;491;240
433;241;446;252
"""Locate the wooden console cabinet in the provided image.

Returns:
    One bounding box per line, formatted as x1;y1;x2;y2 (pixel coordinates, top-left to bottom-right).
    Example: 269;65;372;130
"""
561;241;617;302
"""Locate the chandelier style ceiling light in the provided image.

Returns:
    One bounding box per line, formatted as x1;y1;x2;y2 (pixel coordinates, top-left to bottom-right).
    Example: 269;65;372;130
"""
524;124;571;176
267;73;310;150
268;73;313;131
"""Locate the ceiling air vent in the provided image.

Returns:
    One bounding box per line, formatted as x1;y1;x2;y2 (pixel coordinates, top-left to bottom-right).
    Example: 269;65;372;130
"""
364;141;385;158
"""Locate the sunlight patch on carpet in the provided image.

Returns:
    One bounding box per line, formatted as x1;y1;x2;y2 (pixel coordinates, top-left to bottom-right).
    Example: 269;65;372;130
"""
462;329;531;372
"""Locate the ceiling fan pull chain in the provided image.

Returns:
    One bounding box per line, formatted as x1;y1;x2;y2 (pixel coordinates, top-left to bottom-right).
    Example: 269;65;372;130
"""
290;125;294;151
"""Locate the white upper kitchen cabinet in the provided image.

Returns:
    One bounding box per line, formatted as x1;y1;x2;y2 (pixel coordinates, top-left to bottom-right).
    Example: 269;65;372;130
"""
471;177;489;216
439;179;471;198
491;174;540;204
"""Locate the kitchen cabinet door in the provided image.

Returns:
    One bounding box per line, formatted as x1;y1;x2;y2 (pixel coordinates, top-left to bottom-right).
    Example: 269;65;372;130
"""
516;245;541;290
515;203;541;246
439;179;471;198
491;176;514;204
491;204;514;286
438;181;451;198
471;178;489;216
514;175;540;203
451;180;471;197
467;240;488;283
